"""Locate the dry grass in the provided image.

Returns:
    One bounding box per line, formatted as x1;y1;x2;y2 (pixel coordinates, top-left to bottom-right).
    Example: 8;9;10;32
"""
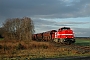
0;40;90;59
0;40;55;58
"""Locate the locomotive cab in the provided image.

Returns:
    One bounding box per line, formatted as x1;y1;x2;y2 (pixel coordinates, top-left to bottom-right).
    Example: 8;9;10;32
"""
58;27;70;31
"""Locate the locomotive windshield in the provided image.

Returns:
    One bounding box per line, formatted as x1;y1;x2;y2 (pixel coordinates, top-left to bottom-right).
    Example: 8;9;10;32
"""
61;27;70;30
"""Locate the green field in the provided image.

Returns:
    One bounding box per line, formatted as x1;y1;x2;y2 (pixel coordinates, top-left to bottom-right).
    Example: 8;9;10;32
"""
75;38;90;46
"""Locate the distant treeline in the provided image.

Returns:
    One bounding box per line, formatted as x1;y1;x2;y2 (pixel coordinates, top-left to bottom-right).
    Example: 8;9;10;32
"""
75;37;90;39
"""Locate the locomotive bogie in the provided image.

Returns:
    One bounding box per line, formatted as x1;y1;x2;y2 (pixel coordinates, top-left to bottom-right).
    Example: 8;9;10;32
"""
53;38;75;45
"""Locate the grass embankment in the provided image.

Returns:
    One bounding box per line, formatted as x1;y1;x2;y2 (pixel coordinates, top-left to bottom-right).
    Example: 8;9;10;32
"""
0;38;90;59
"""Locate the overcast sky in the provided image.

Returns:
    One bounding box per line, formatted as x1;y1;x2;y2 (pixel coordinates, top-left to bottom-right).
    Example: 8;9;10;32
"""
0;0;90;37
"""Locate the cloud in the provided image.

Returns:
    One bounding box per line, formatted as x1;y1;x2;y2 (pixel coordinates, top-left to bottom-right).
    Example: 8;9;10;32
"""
32;17;90;36
0;0;90;37
58;21;90;24
0;0;90;19
73;28;90;37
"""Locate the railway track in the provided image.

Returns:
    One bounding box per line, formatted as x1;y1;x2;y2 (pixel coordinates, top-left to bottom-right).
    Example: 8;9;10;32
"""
44;56;90;60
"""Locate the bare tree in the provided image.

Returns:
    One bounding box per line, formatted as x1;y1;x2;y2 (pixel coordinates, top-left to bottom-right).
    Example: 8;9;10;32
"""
2;17;35;41
0;27;4;38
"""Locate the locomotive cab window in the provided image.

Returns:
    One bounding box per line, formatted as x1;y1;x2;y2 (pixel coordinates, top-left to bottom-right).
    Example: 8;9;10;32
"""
61;27;70;30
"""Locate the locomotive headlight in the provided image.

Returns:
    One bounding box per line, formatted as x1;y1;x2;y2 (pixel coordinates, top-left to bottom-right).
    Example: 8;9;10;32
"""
66;37;67;38
64;39;66;41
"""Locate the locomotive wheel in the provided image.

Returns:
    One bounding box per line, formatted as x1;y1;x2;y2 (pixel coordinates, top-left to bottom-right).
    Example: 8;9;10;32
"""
66;40;71;45
53;38;59;43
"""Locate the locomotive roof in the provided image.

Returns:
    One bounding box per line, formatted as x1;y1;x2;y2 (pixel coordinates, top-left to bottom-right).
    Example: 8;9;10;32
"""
58;27;70;31
61;27;70;29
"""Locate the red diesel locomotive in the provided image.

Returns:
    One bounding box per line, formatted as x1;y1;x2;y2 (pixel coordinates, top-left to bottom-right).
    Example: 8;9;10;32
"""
32;27;75;44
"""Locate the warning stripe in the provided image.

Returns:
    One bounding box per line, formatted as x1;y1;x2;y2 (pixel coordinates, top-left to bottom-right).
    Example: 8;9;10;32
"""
57;34;73;35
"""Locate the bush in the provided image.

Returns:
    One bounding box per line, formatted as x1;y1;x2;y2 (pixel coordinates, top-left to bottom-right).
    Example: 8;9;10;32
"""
41;44;48;49
16;43;25;50
0;45;2;49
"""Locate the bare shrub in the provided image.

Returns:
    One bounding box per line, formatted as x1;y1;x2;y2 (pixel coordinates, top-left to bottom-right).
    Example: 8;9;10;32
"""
16;43;25;50
0;45;2;49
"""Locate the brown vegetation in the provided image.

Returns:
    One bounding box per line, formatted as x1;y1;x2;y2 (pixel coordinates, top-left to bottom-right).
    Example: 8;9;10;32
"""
0;40;54;58
0;40;90;59
2;17;34;41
